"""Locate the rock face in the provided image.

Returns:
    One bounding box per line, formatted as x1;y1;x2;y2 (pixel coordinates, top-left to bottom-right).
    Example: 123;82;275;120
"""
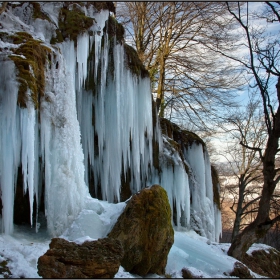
37;237;124;278
108;184;174;276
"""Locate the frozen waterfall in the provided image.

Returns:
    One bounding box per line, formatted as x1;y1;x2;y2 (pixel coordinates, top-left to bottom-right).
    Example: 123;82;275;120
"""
0;2;221;241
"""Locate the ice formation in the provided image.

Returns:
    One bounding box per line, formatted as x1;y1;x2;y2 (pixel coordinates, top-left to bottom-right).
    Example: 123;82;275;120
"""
0;2;221;241
77;41;154;202
150;134;221;241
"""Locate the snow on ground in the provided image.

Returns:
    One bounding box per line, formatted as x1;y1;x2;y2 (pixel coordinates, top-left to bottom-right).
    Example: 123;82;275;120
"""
0;196;269;278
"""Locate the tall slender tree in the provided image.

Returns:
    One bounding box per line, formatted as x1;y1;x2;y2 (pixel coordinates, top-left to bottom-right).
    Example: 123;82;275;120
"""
212;2;280;260
219;97;266;241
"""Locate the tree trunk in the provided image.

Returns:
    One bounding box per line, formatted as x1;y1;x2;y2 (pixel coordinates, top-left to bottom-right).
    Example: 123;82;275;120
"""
228;77;280;261
156;56;166;117
231;178;245;241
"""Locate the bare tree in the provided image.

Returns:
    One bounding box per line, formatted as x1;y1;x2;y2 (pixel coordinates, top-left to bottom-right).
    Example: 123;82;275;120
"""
116;2;243;131
208;2;280;260
219;98;266;241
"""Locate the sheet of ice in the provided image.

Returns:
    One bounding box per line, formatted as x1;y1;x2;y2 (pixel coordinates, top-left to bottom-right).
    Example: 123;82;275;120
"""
60;196;126;242
20;105;38;228
1;4;34;34
39;43;89;236
166;231;236;278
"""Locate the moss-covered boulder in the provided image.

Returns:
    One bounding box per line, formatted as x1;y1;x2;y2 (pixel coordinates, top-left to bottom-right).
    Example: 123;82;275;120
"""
108;184;174;276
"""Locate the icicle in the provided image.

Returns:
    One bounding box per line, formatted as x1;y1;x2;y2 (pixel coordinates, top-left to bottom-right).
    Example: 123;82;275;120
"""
76;33;155;202
150;136;191;229
184;143;217;241
77;33;90;91
20;105;37;227
0;60;20;234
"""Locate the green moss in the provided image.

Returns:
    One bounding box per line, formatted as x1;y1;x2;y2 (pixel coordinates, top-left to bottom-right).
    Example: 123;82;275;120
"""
9;38;51;108
10;32;33;44
181;129;205;148
124;44;149;78
51;5;95;46
108;185;174;275
104;16;125;44
160;118;205;149
90;2;115;14
50;30;64;45
31;2;51;22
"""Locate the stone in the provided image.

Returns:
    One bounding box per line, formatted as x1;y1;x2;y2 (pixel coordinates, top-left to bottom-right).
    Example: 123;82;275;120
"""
181;267;194;278
37;237;124;278
229;261;252;278
243;247;280;278
181;267;204;279
108;184;174;276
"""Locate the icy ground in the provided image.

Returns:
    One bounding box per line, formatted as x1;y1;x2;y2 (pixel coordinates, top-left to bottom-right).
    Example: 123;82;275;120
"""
0;196;270;278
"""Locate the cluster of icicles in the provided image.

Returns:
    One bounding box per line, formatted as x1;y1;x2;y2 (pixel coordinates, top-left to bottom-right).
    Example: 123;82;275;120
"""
0;3;221;241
